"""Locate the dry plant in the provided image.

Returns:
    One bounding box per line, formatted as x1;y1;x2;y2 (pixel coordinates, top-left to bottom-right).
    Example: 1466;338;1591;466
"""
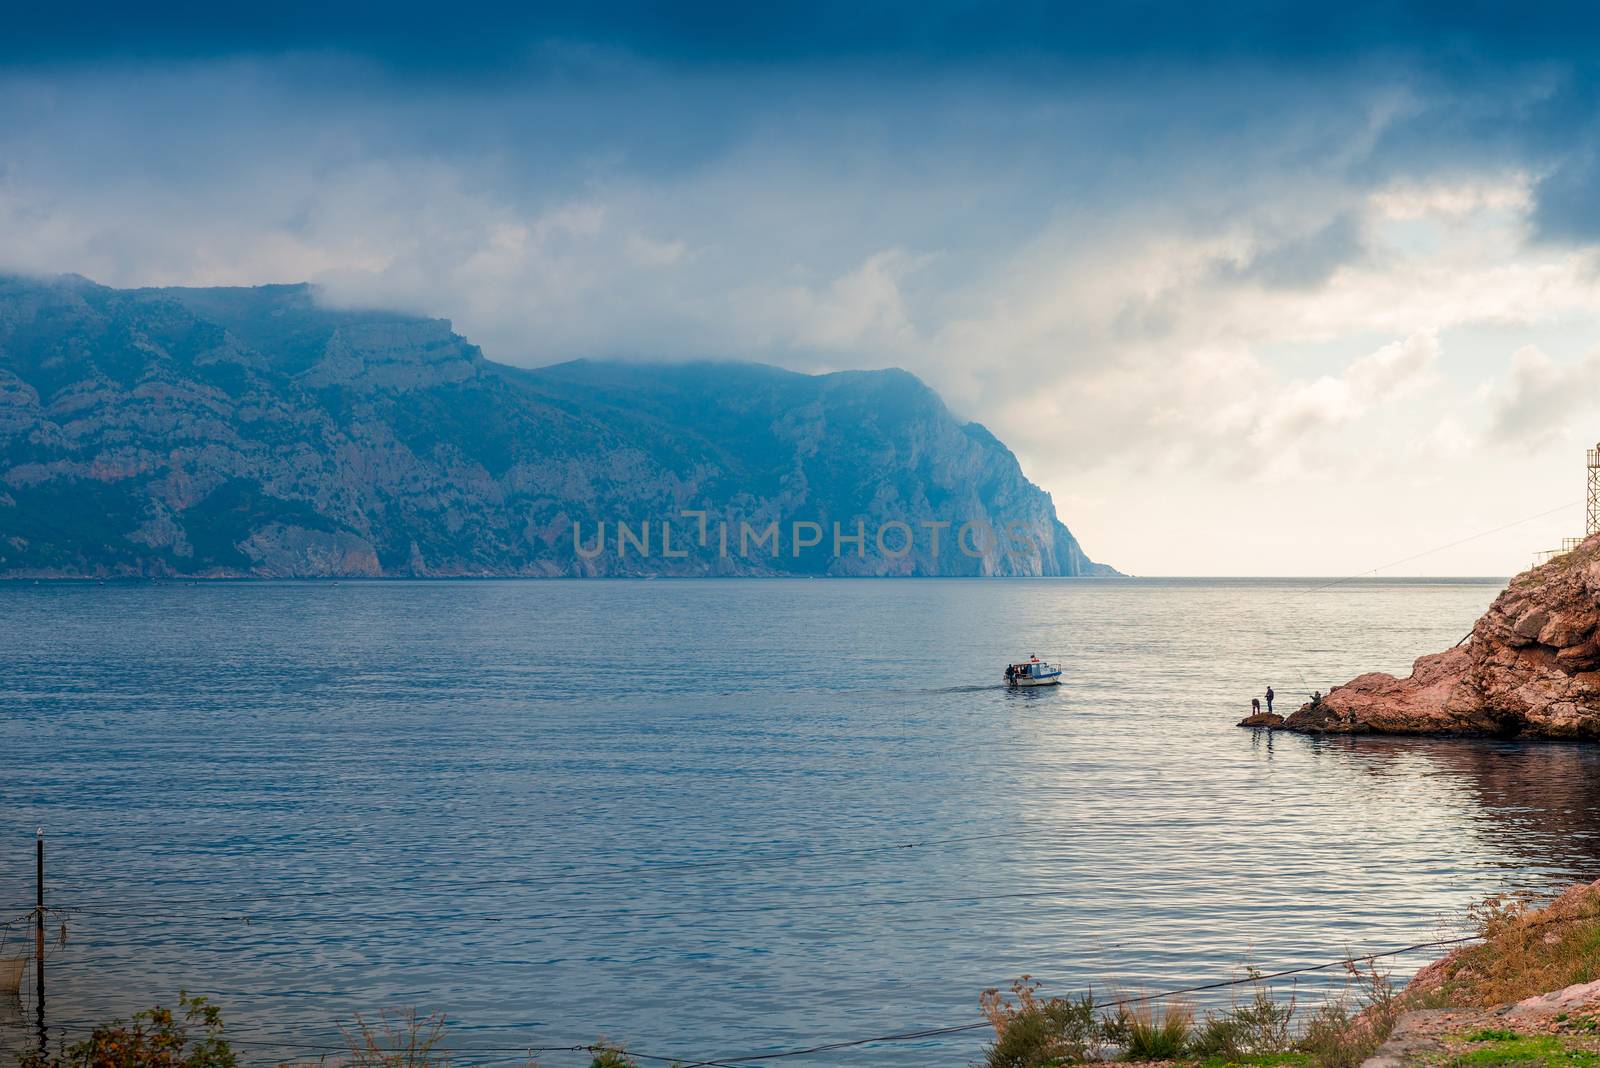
1297;956;1402;1068
1425;883;1600;1007
979;976;1051;1034
1467;892;1540;940
338;1009;451;1068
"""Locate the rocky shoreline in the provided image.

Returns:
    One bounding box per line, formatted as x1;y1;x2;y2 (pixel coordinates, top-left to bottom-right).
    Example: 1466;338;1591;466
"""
1241;533;1600;739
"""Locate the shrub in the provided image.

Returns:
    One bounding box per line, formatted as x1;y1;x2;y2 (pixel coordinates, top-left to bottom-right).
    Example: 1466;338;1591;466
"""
1116;997;1193;1061
18;992;236;1068
980;977;1103;1067
1187;1012;1250;1059
587;1041;639;1068
1185;972;1296;1060
1298;1000;1361;1068
1296;958;1401;1068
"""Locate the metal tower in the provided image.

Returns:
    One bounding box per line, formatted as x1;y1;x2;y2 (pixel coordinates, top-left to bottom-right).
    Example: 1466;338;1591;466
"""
1590;444;1600;537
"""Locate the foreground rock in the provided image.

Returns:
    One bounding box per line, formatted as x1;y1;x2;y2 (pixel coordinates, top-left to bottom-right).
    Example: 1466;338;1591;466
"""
1263;534;1600;739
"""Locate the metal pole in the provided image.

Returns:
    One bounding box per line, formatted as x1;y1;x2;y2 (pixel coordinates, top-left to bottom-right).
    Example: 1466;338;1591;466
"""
35;828;44;1045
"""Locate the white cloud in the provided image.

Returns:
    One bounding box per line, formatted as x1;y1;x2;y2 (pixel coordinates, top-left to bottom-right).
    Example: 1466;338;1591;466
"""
1487;344;1600;448
1370;175;1534;221
729;249;926;355
1245;331;1440;462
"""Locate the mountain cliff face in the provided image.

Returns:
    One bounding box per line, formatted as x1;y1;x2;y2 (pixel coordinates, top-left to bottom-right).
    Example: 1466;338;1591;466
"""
0;274;1115;579
1246;533;1600;738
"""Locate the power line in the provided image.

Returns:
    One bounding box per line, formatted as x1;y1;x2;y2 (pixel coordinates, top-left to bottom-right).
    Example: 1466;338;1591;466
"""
25;915;1558;1067
1303;499;1582;594
672;906;1600;1067
668;934;1486;1066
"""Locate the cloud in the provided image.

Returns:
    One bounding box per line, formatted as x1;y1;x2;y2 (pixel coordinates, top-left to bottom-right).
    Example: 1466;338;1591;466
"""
10;35;1600;571
1213;331;1440;476
1532;148;1600;243
1371;175;1533;221
1487;344;1600;447
1214;213;1367;289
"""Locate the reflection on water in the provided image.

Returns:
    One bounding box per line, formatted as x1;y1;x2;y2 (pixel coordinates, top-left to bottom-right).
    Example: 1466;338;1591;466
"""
1322;736;1600;878
0;576;1593;1066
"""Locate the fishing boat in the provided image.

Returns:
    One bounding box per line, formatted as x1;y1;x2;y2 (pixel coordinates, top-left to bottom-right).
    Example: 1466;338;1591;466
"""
1005;656;1062;687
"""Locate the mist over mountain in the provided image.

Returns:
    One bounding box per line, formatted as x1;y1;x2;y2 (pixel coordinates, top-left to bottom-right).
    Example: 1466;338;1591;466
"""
0;275;1114;578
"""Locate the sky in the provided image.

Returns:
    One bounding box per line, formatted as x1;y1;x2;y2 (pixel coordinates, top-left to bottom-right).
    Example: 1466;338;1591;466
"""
8;3;1600;575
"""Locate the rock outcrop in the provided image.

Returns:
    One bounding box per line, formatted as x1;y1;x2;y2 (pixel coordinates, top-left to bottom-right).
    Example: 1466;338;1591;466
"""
1365;878;1600;1066
0;273;1118;579
1246;535;1600;739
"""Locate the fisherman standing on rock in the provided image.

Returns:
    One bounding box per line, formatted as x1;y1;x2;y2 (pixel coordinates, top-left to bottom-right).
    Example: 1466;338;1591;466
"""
1265;686;1275;713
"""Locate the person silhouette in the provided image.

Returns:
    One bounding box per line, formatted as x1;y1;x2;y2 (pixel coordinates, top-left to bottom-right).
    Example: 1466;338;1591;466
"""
1265;686;1275;713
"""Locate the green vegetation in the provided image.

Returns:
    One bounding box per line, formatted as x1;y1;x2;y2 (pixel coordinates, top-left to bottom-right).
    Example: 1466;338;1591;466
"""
979;960;1397;1068
18;992;237;1068
979;980;1107;1067
1466;1029;1524;1043
18;998;665;1068
586;1046;640;1068
1452;1033;1600;1067
1119;999;1196;1060
38;885;1600;1068
975;882;1600;1068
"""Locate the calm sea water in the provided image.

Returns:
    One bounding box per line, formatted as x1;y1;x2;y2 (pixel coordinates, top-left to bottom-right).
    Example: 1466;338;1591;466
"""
3;578;1600;1066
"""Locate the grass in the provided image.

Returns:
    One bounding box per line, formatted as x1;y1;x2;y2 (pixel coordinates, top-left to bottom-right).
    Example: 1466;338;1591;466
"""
1466;1029;1524;1043
1120;998;1196;1060
1451;1034;1600;1067
1415;886;1600;1009
1192;1055;1312;1068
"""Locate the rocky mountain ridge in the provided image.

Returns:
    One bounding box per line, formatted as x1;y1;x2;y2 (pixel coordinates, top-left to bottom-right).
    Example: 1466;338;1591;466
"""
0;274;1116;579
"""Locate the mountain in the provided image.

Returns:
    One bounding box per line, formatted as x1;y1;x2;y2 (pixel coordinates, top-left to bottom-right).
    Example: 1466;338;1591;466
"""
0;274;1116;579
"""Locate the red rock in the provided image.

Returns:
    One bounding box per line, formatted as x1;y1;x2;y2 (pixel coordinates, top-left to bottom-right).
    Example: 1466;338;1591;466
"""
1282;534;1600;739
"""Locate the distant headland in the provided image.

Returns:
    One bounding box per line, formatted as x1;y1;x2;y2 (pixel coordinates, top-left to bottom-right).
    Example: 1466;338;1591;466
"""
0;274;1117;579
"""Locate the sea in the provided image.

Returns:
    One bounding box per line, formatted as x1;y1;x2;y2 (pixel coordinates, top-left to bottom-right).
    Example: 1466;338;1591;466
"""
3;577;1598;1066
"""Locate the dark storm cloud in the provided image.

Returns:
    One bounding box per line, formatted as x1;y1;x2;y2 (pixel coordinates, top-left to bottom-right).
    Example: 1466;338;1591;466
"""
9;1;1600;71
10;0;1600;327
13;1;1600;248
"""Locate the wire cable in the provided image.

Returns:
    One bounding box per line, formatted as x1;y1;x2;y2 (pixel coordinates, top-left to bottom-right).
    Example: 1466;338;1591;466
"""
1303;499;1582;594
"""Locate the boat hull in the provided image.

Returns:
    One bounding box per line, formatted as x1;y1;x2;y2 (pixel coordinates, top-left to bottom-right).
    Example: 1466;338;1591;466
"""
1009;675;1062;687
